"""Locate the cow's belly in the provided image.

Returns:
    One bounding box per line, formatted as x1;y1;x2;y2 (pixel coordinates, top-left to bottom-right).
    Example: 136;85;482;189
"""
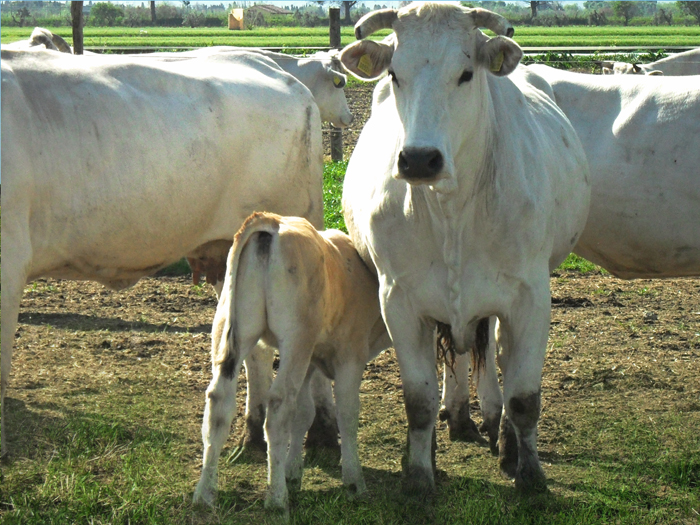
575;160;700;279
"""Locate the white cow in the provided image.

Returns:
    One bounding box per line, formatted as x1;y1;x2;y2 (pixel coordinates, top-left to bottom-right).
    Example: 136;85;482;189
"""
2;27;72;53
0;49;323;458
193;212;389;513
447;65;700;454
597;48;700;76
139;47;353;129
339;2;590;493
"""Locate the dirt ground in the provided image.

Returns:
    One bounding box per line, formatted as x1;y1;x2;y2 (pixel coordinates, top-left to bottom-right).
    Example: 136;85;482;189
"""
8;272;700;461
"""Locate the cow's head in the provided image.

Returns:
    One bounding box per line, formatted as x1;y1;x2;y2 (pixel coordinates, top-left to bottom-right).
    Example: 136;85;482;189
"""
301;50;353;128
340;2;521;193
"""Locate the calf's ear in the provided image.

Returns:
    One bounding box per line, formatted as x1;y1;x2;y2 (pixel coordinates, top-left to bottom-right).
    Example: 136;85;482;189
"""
477;35;522;77
340;39;394;81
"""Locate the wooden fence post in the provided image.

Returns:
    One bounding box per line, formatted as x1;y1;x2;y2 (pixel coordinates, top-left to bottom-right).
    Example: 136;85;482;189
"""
329;7;343;162
71;1;84;55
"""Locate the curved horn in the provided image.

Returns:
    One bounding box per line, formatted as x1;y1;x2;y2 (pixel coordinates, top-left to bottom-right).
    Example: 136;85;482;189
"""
467;8;515;38
29;28;59;51
354;8;398;40
50;32;73;54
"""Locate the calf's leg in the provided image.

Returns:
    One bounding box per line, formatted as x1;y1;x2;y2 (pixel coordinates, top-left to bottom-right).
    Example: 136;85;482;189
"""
333;358;366;496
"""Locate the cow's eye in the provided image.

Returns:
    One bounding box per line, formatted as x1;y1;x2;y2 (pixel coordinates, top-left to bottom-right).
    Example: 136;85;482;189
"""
388;69;400;87
458;70;473;85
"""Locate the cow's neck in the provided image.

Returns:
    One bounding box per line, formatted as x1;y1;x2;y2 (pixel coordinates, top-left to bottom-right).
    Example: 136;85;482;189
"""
421;96;499;350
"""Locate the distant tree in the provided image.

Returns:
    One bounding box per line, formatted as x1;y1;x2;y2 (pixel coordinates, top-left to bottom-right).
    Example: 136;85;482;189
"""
71;1;83;54
522;1;555;18
10;6;32;27
90;2;123;26
182;10;205;27
677;1;700;24
654;7;673;25
150;1;156;23
611;1;636;25
342;1;357;25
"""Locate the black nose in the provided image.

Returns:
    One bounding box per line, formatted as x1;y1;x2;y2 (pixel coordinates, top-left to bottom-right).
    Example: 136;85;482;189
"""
397;147;444;181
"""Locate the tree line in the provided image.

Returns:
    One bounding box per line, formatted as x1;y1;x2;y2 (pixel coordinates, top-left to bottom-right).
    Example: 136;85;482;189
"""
2;1;699;28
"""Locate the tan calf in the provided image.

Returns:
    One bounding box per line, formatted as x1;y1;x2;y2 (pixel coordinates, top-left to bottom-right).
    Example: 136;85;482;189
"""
193;212;388;514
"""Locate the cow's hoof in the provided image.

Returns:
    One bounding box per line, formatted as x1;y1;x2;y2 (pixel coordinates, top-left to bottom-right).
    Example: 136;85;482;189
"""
448;416;488;445
479;416;500;456
515;461;548;494
401;465;435;496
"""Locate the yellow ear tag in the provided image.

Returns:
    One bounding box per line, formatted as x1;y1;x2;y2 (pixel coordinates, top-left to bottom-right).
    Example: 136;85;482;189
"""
357;54;373;77
333;75;342;86
490;51;505;72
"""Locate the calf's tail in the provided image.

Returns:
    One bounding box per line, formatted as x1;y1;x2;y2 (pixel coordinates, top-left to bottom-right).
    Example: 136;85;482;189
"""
213;212;280;378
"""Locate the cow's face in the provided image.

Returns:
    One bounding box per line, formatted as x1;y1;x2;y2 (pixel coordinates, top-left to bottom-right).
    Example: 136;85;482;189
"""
302;51;353;128
341;3;521;193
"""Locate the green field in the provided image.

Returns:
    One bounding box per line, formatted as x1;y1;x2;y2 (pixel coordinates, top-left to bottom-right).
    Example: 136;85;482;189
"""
2;25;699;49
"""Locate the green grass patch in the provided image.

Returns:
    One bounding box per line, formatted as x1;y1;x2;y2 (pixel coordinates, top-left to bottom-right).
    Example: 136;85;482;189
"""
558;254;603;274
3;25;699;49
323;161;348;233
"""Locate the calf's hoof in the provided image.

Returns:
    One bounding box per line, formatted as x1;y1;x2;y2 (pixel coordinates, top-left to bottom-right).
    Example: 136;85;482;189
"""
192;483;216;508
264;497;290;523
344;479;367;500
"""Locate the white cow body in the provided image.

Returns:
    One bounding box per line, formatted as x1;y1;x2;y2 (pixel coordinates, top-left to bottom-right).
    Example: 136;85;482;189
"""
599;48;700;76
140;47;352;128
0;49;323;457
193;213;387;513
447;65;700;454
529;65;700;278
340;3;590;492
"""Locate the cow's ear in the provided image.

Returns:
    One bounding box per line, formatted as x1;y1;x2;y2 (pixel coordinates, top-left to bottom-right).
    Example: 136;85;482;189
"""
340;39;394;81
477;35;522;77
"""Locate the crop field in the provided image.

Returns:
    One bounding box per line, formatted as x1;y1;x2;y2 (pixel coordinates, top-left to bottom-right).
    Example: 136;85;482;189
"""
2;27;700;525
2;25;700;50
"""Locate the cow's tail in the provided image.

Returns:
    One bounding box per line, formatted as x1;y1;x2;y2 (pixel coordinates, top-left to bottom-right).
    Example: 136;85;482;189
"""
213;212;280;378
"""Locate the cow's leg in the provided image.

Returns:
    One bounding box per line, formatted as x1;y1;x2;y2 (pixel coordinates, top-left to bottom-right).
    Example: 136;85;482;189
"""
285;369;315;491
497;282;550;493
193;357;243;506
242;342;274;453
304;370;340;453
264;338;314;513
440;352;484;444
333;358;366;497
382;284;438;495
1;230;31;460
476;316;503;455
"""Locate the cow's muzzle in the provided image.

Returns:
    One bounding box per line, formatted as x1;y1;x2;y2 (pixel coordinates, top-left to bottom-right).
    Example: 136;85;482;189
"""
397;147;444;183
